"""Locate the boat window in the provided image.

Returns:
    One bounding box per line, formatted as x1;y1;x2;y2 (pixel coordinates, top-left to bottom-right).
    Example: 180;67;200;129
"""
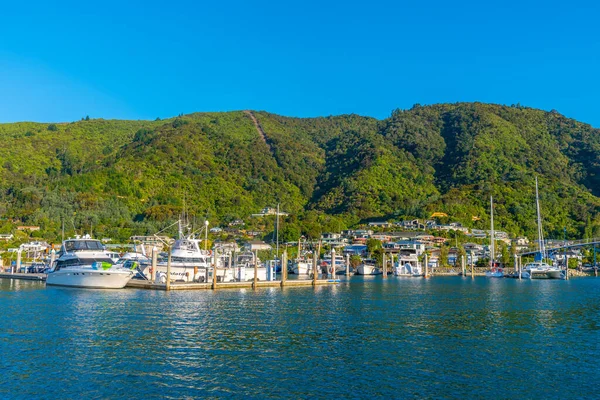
86;241;103;250
64;240;104;251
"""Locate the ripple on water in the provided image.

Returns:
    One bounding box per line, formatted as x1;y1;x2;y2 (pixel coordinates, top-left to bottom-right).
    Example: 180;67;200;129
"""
1;277;600;399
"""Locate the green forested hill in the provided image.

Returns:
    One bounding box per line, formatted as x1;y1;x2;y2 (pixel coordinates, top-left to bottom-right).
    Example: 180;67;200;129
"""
1;103;600;242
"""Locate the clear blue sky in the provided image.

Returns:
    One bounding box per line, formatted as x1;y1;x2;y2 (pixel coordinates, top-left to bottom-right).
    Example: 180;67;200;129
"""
1;0;599;125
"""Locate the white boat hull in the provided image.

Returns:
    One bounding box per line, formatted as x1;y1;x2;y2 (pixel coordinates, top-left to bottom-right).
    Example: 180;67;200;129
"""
529;268;564;279
485;271;504;278
394;263;422;277
141;264;208;283
546;270;565;279
46;269;134;289
292;262;312;275
356;265;381;275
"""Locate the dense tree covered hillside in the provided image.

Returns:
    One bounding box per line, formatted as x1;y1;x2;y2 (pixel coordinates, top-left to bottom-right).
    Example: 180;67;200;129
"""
1;103;599;242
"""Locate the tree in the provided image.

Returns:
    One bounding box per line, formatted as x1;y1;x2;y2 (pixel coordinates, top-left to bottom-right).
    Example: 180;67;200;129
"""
47;124;58;131
439;245;449;267
85;115;90;121
350;255;362;268
500;242;510;267
366;238;382;255
279;223;301;243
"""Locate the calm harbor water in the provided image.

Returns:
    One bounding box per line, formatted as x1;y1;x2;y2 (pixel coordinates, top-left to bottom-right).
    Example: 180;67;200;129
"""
1;276;599;399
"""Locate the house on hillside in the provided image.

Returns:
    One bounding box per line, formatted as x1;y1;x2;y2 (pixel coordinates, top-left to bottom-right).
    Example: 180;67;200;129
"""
0;234;14;241
368;221;391;229
395;219;427;230
343;244;368;256
17;226;40;232
251;207;289;217
245;240;272;252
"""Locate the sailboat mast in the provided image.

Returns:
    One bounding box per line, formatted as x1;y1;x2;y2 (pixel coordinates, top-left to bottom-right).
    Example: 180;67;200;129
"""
276;203;280;261
535;177;546;259
490;195;495;267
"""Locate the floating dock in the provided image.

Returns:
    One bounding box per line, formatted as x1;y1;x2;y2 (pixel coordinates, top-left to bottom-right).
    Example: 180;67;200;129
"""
0;272;339;290
126;279;340;291
0;272;46;281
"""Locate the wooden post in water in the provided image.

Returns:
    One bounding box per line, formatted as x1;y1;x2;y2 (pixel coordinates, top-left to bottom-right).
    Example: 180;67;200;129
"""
424;253;429;278
166;247;172;291
565;255;569;280
281;250;288;287
331;248;336;279
382;252;387;278
151;246;157;282
518;255;522;280
461;255;465;276
16;249;22;274
49;249;56;272
346;253;350;276
212;250;218;289
312;250;318;286
253;251;258;290
470;251;474;279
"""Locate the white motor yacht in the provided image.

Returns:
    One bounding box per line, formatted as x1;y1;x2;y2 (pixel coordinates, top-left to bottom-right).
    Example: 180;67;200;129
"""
46;238;134;289
356;259;381;275
394;254;422;276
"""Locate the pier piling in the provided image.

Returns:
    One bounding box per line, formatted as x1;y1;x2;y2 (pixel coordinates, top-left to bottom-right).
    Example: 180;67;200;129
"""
470;251;474;279
253;251;258;290
281;250;288;287
151;246;157;282
16;250;22;274
312;251;318;286
166;247;172;291
331;248;336;279
346;253;350;276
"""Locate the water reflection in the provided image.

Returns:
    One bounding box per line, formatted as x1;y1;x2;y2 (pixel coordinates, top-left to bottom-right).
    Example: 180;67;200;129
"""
1;277;600;399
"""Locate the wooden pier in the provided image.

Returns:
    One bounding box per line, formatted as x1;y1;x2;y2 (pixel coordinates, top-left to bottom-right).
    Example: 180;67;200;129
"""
0;272;46;281
127;278;340;291
0;272;340;290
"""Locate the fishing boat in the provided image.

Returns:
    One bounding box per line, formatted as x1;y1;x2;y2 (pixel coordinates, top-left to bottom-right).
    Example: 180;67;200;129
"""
523;177;564;279
46;237;135;289
149;237;211;283
356;259;381;275
485;195;504;278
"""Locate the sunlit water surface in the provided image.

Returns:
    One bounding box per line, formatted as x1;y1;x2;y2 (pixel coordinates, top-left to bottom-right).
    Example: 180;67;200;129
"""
1;276;599;399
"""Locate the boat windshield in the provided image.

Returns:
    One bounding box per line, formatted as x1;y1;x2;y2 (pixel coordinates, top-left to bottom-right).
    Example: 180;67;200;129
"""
64;240;104;251
55;257;114;270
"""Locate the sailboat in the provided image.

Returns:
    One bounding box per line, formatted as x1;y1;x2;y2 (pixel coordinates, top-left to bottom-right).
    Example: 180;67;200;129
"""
522;177;564;279
485;195;504;278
